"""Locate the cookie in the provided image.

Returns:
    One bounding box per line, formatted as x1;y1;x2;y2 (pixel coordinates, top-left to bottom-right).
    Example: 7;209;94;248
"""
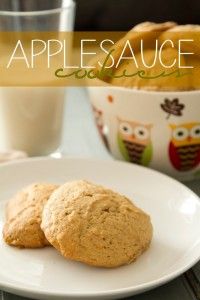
111;47;192;91
132;21;176;32
41;180;153;268
3;183;58;248
159;24;200;59
90;22;177;82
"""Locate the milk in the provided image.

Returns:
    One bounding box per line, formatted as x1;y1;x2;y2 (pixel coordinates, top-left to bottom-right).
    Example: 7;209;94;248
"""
0;87;65;156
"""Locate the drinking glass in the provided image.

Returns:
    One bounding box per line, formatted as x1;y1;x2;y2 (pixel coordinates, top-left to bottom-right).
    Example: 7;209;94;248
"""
0;0;75;156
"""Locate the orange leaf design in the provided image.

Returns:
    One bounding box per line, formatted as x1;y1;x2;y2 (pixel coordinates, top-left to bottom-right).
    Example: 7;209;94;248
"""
107;95;113;103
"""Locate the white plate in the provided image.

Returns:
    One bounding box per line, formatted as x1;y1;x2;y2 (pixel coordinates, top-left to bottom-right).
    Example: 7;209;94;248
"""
0;157;200;300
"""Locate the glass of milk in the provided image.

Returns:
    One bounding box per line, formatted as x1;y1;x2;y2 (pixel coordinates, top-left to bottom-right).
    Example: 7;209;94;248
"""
0;0;75;156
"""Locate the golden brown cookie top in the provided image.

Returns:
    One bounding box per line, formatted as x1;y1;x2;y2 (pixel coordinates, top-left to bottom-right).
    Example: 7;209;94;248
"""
132;21;177;32
42;180;153;267
167;24;200;31
6;183;58;220
3;183;58;248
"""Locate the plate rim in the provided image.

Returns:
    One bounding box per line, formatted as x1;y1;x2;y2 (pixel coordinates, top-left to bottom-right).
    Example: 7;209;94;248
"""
0;156;200;299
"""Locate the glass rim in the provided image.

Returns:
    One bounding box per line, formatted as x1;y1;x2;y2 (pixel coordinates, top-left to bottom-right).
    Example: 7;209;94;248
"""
0;1;75;17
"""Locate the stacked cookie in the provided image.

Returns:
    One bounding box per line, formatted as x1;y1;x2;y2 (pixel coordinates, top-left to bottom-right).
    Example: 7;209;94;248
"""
3;180;153;268
91;22;200;91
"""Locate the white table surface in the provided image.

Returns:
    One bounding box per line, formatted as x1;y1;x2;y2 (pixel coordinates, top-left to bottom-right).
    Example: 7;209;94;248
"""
1;87;200;300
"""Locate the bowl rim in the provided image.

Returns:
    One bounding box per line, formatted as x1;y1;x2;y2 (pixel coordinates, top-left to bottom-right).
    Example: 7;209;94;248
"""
87;77;200;96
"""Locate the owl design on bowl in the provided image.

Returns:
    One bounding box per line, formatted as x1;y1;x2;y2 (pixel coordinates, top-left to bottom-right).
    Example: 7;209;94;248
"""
117;118;153;166
169;122;200;172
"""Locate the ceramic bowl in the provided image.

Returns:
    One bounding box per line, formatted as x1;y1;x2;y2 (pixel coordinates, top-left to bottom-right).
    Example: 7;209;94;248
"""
87;82;200;181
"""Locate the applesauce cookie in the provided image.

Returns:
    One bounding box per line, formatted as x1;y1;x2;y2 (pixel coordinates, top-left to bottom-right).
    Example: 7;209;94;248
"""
132;21;176;32
111;47;192;91
90;22;177;82
3;183;58;248
41;180;153;268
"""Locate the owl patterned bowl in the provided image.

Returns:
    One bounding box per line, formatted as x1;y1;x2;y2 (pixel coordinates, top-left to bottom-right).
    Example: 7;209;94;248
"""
87;84;200;181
